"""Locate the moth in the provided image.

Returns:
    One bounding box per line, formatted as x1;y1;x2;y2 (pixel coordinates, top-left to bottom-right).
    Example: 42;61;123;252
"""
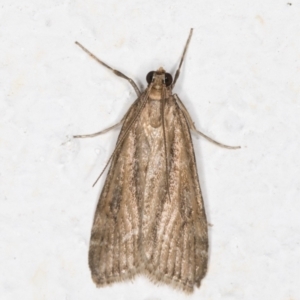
74;29;240;293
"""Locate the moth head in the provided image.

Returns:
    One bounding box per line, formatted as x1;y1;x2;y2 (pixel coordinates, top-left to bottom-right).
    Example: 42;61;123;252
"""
146;67;173;88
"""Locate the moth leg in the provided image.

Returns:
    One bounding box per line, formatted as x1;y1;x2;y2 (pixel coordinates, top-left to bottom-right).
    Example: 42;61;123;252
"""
73;120;123;139
75;41;141;97
173;28;193;87
174;94;241;149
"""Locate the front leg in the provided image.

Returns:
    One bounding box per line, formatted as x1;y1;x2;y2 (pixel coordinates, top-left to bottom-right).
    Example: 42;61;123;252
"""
75;42;141;97
174;94;240;149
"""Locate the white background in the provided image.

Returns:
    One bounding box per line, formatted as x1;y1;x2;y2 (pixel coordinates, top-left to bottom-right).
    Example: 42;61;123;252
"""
1;1;300;299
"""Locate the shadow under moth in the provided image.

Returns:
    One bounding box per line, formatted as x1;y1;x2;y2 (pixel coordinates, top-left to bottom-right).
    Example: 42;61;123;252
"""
74;29;240;293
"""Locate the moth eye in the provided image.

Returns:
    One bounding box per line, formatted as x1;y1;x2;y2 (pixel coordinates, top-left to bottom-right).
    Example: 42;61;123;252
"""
146;71;155;84
164;73;173;87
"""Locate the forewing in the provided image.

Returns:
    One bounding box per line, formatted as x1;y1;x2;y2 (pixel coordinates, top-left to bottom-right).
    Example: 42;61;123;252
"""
142;96;208;293
88;97;145;286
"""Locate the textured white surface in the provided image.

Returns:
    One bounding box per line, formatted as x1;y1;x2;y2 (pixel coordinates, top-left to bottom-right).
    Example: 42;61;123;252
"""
1;1;300;299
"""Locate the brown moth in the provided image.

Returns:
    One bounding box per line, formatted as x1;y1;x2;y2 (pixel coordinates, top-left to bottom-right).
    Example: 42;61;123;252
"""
74;29;240;293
